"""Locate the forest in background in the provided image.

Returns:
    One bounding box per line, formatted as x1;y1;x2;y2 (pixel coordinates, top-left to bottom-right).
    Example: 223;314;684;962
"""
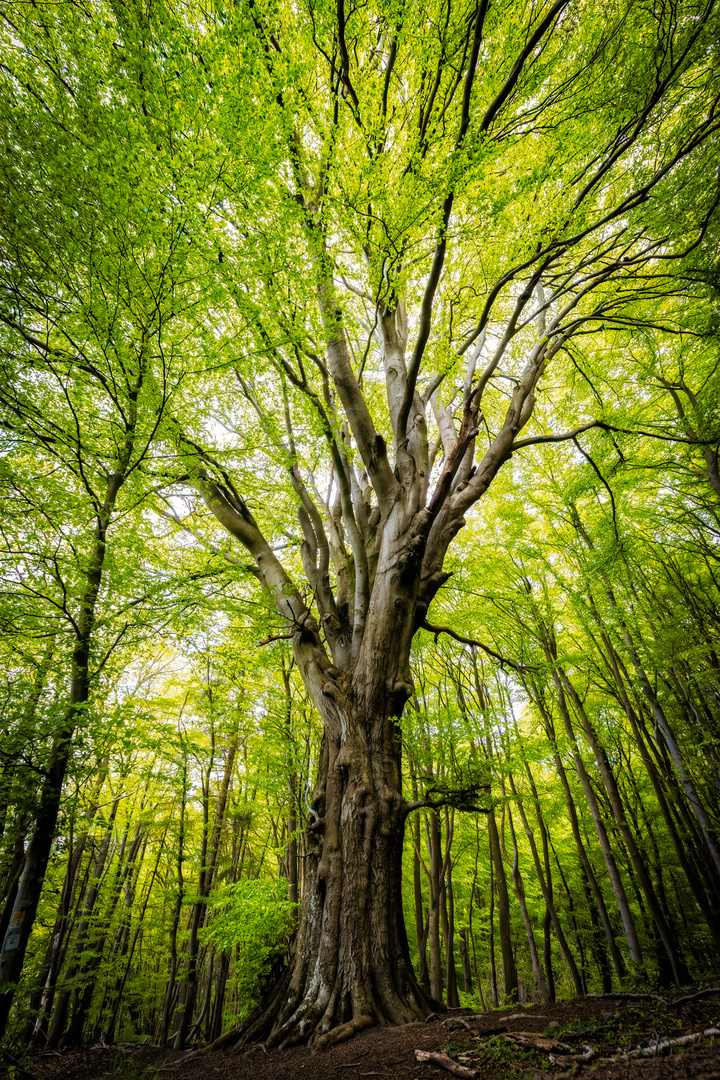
1;0;720;1060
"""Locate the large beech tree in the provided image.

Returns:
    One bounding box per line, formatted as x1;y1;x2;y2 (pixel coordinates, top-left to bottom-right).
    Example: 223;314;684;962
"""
1;0;719;1054
161;0;720;1050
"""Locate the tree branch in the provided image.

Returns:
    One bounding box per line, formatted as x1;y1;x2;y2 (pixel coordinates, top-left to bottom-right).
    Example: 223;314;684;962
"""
421;620;527;671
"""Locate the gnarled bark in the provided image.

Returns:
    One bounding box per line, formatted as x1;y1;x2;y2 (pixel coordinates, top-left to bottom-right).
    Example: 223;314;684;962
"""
237;678;433;1050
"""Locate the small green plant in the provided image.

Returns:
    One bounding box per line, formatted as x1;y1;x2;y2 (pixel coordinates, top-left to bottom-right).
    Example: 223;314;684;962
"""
201;879;297;1016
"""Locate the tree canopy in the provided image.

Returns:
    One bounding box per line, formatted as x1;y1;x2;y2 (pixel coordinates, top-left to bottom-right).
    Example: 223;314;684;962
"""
0;0;719;1060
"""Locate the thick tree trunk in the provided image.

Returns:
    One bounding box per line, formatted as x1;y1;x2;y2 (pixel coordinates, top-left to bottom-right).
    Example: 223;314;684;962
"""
226;682;433;1051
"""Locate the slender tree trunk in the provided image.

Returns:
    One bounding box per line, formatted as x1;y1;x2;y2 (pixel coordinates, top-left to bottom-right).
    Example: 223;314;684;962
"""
158;746;188;1046
103;829;165;1044
45;793;122;1048
281;660;299;904
543;663;643;966
458;928;472;994
174;726;240;1048
573;514;720;883
560;668;689;986
526;677;629;978
207;951;231;1044
411;802;429;993
487;861;498;1007
487;809;517;1003
427;809;443;1003
504;799;548;1003
550;842;588;993
440;809;459;1009
468;825;485;1008
0;467;128;1040
0;816;29;953
577;859;613;992
508;774;583;996
25;762;108;1047
600;642;720;941
63;826;146;1046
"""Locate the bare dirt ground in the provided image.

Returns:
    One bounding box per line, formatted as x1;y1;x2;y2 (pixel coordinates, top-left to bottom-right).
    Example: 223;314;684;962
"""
18;987;720;1080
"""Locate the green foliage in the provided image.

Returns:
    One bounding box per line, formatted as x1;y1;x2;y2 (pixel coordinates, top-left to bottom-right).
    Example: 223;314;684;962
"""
0;0;719;1051
201;879;297;1014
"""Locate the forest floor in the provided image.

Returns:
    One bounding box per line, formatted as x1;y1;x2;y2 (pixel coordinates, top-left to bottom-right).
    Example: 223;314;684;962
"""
20;987;720;1080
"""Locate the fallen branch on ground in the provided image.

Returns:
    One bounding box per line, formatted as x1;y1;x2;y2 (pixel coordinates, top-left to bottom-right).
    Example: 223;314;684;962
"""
670;988;720;1007
415;1048;478;1078
442;1016;472;1030
585;992;664;1002
503;1031;574;1052
594;1027;720;1063
549;1044;595;1064
626;1027;720;1058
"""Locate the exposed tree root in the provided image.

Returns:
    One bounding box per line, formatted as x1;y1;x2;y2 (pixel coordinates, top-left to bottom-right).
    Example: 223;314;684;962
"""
311;1014;374;1053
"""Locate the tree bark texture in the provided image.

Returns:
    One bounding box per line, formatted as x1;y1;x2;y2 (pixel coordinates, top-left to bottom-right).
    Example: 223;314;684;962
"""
238;693;433;1050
